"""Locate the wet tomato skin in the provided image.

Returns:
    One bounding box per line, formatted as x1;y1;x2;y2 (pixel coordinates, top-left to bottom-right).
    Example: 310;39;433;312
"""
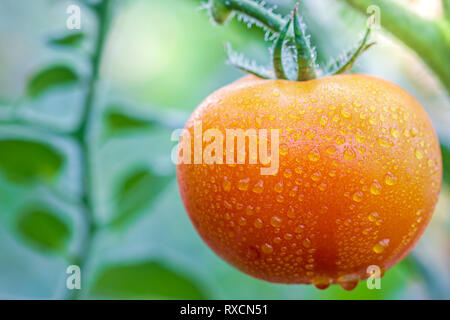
177;74;442;289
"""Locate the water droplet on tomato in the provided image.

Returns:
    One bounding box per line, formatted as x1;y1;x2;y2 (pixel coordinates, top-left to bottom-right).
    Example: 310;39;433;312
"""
312;276;331;290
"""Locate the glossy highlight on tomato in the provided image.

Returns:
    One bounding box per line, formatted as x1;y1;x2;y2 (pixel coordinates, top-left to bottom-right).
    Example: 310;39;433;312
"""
177;74;442;290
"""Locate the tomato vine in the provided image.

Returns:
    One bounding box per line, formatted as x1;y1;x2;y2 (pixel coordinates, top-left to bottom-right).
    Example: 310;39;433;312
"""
208;0;375;81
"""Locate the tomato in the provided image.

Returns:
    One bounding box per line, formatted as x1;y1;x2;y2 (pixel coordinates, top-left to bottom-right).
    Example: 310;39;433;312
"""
176;74;442;290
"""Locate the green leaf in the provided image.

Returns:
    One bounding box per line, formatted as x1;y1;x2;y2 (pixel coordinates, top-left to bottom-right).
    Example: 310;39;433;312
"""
402;253;447;299
27;65;79;98
104;108;158;137
16;206;71;253
441;143;450;187
48;32;85;47
225;43;274;79
0;139;64;184
110;168;173;228
326;19;375;76
90;261;207;299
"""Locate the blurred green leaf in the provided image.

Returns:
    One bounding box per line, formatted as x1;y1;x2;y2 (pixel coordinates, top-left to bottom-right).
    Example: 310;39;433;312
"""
0;139;64;184
27;65;79;98
16;206;71;253
48;32;85;47
104;108;158;137
111;168;172;228
90;261;207;299
402;253;447;299
441;143;450;186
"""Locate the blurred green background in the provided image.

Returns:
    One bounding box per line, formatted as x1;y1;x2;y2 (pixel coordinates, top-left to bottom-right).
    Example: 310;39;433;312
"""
0;0;448;299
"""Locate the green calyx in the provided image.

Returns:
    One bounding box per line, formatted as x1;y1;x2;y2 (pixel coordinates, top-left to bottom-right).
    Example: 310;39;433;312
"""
207;0;376;81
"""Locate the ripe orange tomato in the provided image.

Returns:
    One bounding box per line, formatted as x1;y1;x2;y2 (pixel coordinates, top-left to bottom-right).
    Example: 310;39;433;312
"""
176;74;442;290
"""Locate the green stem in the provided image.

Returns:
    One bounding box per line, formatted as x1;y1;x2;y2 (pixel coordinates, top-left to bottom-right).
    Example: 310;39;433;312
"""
342;0;450;92
69;0;112;300
273;18;292;80
212;0;285;33
293;4;316;80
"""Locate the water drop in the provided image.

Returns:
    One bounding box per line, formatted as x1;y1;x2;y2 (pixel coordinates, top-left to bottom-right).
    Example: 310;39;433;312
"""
355;130;366;143
373;239;390;254
284;169;293;178
377;137;392;148
295;225;305;234
340;109;351;118
284;233;293;240
311;171;322;182
305;264;314;270
352;191;363;202
270;216;282;228
252;180;264;194
326;145;337;155
343;148;356;161
303;238;311;248
222;179;231;192
312;276;331;290
254;218;263;229
308;149;320;162
384;172;398;185
274;182;284;193
415;148;424;160
261;243;273;254
368;212;378;222
390;128;400;139
338;274;359;291
335;135;345;145
238;178;250;191
370;180;382;195
287;206;296;218
289;187;298;197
